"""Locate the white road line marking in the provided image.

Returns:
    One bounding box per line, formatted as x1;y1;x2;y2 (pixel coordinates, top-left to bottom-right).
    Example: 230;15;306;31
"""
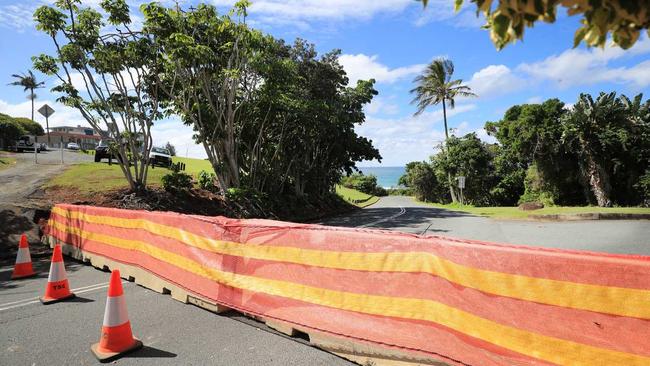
0;282;124;312
358;206;406;228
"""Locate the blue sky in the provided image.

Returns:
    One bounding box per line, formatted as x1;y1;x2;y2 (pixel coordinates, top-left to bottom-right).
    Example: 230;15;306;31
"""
1;0;649;166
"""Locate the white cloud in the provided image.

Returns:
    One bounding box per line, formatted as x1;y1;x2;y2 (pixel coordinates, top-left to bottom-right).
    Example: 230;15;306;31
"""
365;96;400;116
339;54;426;85
150;118;207;159
413;0;484;28
356;104;476;165
212;0;412;21
518;37;650;88
466;65;524;98
474;127;496;144
0;4;37;32
525;96;543;104
0;99;88;130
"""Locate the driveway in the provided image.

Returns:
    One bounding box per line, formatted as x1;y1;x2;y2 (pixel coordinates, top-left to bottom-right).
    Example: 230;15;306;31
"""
321;196;650;256
0;150;92;208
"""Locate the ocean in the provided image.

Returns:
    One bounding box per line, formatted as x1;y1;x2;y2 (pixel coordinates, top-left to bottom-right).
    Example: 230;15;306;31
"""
357;166;406;188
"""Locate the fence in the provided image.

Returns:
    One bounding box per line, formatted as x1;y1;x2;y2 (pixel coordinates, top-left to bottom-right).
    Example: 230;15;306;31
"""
46;204;650;365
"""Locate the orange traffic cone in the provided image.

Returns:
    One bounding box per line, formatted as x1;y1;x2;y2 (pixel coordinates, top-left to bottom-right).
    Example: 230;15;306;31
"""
40;244;75;304
91;269;142;362
11;234;36;279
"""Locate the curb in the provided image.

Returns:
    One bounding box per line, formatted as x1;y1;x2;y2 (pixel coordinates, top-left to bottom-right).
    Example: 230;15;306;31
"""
528;213;650;221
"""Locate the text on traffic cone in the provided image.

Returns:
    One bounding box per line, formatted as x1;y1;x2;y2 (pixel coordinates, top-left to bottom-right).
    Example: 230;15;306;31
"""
40;244;75;304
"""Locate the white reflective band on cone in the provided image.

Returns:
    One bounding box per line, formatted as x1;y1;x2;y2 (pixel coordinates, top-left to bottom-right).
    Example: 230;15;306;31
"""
103;296;129;327
15;248;31;264
48;261;67;282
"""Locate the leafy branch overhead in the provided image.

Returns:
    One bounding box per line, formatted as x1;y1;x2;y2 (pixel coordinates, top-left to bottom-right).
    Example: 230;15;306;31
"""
420;0;650;49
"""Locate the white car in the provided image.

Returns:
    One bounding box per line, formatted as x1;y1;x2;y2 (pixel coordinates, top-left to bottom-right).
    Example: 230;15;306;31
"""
149;147;173;168
67;142;80;150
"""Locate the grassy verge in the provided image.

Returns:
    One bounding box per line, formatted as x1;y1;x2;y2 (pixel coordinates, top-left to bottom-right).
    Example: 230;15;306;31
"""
44;156;211;193
420;201;650;220
336;185;380;208
0;156;17;171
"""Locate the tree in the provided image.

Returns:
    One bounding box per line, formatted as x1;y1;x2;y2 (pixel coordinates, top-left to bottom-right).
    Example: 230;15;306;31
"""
145;3;380;197
33;0;163;193
11;117;45;136
164;142;176;156
486;94;649;206
485;99;583;205
8;70;45;124
562;92;649;207
398;161;443;202
0;114;26;149
143;2;253;191
432;133;497;206
410;58;476;202
419;0;650;49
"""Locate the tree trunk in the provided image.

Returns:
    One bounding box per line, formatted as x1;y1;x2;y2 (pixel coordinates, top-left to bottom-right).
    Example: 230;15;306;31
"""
30;89;34;122
584;152;611;207
442;99;458;203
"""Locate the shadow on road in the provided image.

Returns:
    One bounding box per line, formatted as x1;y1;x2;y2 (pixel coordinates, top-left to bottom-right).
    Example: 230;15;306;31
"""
324;206;474;230
66;296;94;303
0;256;88;290
127;346;177;359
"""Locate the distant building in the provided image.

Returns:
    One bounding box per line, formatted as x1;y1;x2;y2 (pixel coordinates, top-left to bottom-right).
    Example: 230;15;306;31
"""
48;125;104;149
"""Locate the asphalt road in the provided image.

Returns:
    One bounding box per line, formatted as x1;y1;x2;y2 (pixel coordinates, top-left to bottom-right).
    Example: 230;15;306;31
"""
0;258;352;365
1;195;648;365
0;149;92;207
321;195;650;255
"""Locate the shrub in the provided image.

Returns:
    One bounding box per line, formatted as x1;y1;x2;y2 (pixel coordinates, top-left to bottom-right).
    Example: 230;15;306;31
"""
387;188;412;196
373;186;388;196
198;170;217;192
0;120;25;149
635;170;650;207
340;173;381;195
518;164;558;206
161;165;193;192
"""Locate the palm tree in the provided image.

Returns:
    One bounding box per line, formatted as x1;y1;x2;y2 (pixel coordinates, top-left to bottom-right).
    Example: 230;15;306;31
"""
9;70;46;128
410;58;476;202
562;92;632;207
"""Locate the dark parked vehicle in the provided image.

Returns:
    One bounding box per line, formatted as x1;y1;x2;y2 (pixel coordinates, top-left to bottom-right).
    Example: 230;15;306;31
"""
94;139;118;162
15;135;41;153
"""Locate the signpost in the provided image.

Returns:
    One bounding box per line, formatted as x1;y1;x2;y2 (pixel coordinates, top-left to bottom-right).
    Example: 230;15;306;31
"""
38;104;55;145
457;176;466;206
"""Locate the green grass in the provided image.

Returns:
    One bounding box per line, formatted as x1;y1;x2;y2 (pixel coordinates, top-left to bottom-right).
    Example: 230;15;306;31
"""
0;156;17;171
172;156;212;176
420;201;650;220
45;156;212;193
336;185;380;208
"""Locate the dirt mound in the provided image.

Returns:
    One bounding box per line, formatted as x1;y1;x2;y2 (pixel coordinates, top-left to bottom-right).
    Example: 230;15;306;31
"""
43;186;354;222
0;207;51;262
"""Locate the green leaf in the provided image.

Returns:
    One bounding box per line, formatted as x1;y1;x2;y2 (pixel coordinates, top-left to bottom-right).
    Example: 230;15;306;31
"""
573;26;588;48
454;0;464;12
492;13;510;39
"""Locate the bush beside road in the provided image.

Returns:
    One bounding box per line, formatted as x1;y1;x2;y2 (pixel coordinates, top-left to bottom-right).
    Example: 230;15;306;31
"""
335;185;379;208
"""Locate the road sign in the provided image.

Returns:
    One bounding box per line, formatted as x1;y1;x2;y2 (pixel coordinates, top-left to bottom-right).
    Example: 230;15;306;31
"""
38;104;55;145
38;104;55;118
457;176;466;189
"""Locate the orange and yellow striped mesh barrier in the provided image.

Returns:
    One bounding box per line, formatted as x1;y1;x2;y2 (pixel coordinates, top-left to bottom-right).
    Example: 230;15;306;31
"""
46;204;650;365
